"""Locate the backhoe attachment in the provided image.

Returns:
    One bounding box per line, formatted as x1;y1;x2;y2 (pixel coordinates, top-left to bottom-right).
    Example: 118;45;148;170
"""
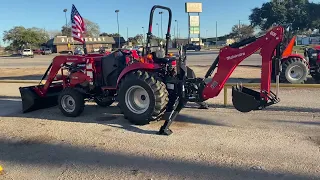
203;26;285;112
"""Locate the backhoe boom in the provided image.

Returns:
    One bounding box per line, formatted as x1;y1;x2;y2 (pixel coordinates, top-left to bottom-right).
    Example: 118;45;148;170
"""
202;26;284;101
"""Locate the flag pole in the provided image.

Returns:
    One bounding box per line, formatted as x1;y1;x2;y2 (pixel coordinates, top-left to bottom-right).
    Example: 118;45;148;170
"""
82;34;88;55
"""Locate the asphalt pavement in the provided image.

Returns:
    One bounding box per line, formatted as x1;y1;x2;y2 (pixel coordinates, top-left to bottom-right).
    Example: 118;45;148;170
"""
0;50;262;68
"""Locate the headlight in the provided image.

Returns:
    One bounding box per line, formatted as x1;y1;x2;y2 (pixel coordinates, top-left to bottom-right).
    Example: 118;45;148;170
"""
312;53;317;56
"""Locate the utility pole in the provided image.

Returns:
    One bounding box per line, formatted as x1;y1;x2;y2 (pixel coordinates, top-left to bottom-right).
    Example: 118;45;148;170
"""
159;11;163;39
115;10;120;48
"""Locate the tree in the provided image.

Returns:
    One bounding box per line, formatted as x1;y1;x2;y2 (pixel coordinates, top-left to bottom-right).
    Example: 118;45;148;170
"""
249;0;312;32
99;33;121;37
134;34;144;44
229;24;255;40
84;18;100;37
3;26;49;50
47;30;62;38
60;18;100;37
61;26;71;36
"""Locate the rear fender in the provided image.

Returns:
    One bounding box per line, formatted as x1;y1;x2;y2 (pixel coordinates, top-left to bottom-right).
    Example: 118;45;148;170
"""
281;54;310;67
116;63;162;88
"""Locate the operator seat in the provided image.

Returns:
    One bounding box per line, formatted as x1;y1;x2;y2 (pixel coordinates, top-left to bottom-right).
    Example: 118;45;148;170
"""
100;51;126;87
150;39;176;64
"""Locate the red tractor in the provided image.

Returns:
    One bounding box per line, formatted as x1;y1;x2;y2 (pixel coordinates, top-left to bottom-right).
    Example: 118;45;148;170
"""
303;45;320;81
20;5;287;135
272;35;309;84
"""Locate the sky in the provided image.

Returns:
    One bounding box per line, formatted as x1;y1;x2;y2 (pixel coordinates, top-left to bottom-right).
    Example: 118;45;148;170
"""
1;0;320;46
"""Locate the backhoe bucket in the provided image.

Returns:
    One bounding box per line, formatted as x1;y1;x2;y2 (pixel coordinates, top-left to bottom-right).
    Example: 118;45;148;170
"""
19;83;63;113
231;85;262;112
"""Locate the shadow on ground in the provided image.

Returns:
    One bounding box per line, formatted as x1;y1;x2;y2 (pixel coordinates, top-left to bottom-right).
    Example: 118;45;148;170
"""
0;74;43;80
0;137;316;180
0;98;227;135
251;77;318;84
186;102;320;114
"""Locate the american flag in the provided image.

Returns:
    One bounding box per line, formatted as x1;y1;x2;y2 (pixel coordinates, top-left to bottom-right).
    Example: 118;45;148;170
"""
71;4;86;43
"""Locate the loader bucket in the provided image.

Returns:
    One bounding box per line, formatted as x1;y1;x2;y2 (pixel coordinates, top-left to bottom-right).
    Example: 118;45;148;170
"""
19;83;63;113
231;86;261;112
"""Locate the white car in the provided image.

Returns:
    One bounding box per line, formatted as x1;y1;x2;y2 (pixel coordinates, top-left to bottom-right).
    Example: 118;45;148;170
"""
133;45;143;52
122;45;133;50
21;49;34;57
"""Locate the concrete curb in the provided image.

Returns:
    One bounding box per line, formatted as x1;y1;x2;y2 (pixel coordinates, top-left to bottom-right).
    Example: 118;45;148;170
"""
0;95;21;99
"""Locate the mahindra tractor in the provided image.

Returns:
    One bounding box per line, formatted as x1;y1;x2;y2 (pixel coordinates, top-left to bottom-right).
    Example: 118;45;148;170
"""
20;5;287;135
271;34;309;84
303;45;320;82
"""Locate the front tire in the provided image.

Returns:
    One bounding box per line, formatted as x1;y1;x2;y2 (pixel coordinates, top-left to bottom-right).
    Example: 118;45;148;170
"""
58;88;85;117
117;70;169;125
280;57;308;84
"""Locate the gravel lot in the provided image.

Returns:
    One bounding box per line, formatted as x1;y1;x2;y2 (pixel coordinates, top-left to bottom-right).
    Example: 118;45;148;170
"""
0;82;319;179
0;50;319;179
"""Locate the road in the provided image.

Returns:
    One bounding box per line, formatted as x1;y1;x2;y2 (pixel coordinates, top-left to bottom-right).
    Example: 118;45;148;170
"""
0;50;262;68
0;83;319;179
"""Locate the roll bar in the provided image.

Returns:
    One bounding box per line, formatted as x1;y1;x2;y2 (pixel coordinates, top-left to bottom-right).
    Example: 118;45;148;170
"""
145;5;172;56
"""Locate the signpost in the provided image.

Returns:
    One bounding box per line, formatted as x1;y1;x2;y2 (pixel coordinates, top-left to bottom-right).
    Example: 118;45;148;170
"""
185;2;202;45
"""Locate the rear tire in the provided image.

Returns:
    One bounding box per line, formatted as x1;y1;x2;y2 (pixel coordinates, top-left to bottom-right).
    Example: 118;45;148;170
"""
58;88;85;117
280;57;308;84
117;70;169;125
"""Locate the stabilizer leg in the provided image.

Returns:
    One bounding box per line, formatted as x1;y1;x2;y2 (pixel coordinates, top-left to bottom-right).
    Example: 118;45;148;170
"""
196;101;209;109
158;96;184;135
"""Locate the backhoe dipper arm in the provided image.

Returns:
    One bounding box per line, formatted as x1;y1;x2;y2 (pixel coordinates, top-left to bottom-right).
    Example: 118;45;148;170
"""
202;26;284;101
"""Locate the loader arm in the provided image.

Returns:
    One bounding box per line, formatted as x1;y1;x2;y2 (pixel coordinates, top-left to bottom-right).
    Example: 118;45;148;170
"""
202;26;284;101
39;55;87;96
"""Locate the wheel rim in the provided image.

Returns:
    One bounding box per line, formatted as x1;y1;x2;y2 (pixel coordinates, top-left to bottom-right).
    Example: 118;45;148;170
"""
61;95;76;113
125;85;150;114
288;65;304;80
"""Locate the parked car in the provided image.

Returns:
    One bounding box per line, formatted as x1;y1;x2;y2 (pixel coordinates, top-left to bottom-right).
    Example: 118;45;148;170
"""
33;49;44;55
21;49;34;58
133;45;144;53
185;43;201;51
43;48;52;55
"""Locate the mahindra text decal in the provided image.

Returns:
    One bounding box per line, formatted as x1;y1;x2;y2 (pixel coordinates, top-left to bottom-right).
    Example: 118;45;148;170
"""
270;31;277;37
226;52;245;60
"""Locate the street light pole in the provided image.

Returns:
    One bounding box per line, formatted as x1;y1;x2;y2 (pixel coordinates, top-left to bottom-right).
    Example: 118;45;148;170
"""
175;20;179;38
142;27;145;45
63;9;67;28
159;11;163;39
127;27;129;45
115;10;120;48
156;23;159;38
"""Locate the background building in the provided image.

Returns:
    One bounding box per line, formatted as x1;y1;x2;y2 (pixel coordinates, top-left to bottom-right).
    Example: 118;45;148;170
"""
46;36;126;53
